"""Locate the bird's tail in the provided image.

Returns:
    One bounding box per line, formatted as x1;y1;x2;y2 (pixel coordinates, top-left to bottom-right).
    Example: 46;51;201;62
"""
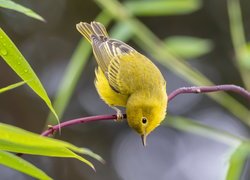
76;21;109;43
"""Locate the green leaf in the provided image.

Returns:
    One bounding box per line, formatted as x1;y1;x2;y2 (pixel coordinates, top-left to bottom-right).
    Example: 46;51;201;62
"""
239;43;250;69
0;150;52;180
164;36;213;59
0;0;45;21
227;0;250;90
226;143;250;180
125;0;202;16
0;28;58;121
0;123;104;170
0;81;26;93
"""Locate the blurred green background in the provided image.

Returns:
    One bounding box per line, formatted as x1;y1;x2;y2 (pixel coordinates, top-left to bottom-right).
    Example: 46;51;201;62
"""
0;0;250;179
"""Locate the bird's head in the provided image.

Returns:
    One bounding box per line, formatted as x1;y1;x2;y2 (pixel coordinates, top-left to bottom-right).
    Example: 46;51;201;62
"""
126;93;167;146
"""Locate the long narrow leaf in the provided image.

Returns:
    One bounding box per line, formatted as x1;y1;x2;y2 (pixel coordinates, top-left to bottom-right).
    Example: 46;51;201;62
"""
227;0;250;90
239;43;250;69
0;123;104;169
0;150;52;180
0;140;95;169
125;0;202;16
0;81;26;93
0;0;44;21
0;28;58;121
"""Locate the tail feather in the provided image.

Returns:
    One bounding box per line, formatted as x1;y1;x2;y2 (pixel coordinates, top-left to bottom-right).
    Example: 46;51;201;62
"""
76;21;109;43
91;21;109;37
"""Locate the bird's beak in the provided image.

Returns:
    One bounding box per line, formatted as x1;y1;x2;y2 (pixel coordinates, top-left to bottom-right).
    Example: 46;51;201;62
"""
141;134;147;147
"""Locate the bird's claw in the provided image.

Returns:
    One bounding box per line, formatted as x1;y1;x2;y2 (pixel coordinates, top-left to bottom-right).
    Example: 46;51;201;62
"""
111;106;123;122
115;110;123;122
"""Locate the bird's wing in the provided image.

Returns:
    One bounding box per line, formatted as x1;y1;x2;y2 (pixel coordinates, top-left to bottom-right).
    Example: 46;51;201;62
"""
92;37;135;93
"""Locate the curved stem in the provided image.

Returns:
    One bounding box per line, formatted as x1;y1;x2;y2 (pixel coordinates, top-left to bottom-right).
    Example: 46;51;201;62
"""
41;84;249;137
41;114;126;136
168;84;250;102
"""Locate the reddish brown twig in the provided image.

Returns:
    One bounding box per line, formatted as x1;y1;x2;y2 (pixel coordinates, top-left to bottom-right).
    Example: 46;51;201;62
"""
41;114;125;136
168;84;250;102
40;84;249;137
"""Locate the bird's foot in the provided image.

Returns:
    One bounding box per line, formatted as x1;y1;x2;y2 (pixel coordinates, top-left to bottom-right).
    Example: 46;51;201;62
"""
116;110;123;122
111;106;123;122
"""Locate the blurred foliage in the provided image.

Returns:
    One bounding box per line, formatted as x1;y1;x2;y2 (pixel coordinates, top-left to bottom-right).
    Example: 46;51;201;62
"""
125;0;202;16
239;43;250;69
227;0;250;90
165;116;242;147
164;36;213;59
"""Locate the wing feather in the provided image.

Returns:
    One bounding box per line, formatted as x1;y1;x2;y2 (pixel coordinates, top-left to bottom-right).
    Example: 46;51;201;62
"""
91;37;135;93
77;22;138;94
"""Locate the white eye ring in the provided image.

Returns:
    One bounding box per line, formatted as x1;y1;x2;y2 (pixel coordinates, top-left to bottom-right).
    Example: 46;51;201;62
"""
142;117;147;124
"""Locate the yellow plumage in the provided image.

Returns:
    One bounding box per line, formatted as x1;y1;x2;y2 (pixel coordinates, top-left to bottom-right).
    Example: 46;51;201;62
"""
76;21;168;145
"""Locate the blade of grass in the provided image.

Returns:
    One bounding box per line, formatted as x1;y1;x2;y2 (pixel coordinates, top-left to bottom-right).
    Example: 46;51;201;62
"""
0;28;58;121
125;0;202;16
0;81;26;93
95;0;250;126
239;43;250;69
0;150;52;180
227;0;250;90
0;140;95;170
0;0;45;21
45;11;112;126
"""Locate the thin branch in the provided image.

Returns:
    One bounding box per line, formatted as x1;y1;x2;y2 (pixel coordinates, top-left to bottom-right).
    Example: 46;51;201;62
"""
168;84;250;102
41;114;126;136
41;84;249;137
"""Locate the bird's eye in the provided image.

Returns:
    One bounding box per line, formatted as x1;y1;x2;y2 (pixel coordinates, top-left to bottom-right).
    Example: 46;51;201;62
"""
142;117;147;124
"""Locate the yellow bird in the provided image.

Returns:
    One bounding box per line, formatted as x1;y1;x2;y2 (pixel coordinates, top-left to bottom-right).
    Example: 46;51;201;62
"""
76;21;167;146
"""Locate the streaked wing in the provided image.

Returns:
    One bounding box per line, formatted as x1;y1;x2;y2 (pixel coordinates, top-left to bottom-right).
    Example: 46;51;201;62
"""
91;36;135;93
